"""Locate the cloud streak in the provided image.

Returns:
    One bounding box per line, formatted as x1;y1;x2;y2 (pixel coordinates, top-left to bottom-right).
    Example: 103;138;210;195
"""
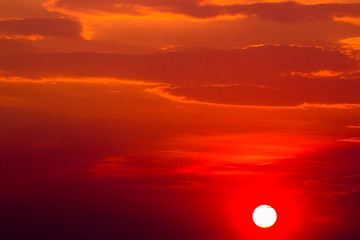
47;0;360;22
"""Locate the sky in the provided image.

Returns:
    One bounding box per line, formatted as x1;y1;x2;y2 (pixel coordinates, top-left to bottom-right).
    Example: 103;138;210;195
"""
0;0;360;239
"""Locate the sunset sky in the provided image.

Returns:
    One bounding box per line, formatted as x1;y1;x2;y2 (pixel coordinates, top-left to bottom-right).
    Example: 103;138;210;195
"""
1;0;360;239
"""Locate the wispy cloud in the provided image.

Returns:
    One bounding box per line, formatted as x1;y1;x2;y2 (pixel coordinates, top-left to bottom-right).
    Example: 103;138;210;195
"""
304;174;360;185
347;125;360;129
338;137;360;143
327;189;360;199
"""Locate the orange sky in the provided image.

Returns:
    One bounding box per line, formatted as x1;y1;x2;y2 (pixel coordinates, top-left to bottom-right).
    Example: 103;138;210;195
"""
1;1;360;240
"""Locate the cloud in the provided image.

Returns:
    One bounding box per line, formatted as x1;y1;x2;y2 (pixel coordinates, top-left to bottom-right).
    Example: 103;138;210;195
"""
334;16;360;26
146;85;360;109
327;189;360;199
340;36;360;50
0;39;34;55
159;78;360;106
304;174;360;185
0;0;62;18
0;45;356;81
347;125;360;129
0;18;84;39
227;1;360;22
47;0;360;22
0;44;359;107
338;137;360;143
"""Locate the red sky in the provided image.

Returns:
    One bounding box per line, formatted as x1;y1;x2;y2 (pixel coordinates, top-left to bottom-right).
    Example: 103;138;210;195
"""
1;1;360;240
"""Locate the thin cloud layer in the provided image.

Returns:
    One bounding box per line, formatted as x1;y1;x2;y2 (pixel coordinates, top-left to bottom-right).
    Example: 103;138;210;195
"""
163;78;360;106
0;45;357;80
0;18;83;39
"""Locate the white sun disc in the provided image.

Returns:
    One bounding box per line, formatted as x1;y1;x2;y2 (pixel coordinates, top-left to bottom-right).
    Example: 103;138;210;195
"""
252;205;277;228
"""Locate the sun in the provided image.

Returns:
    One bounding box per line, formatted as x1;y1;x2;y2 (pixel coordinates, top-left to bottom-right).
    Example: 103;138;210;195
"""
252;205;277;228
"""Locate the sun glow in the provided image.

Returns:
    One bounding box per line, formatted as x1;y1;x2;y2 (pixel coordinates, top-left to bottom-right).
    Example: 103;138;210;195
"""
252;205;277;228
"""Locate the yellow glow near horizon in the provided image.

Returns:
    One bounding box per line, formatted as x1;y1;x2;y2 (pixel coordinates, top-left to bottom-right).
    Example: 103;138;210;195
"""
252;205;277;228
